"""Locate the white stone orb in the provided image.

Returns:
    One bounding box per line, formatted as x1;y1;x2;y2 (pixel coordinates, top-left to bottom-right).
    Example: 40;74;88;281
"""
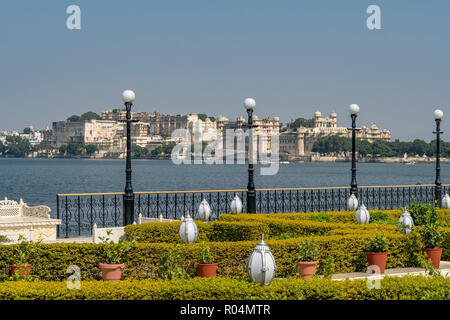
178;213;198;244
246;235;276;286
198;199;211;222
347;194;359;211
230;195;243;214
442;193;450;209
398;209;414;234
355;203;370;224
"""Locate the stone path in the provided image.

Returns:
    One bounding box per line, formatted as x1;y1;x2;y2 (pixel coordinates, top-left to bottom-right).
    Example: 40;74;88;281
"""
331;261;450;280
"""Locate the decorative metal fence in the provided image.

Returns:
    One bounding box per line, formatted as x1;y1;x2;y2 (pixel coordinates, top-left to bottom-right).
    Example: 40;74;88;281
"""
56;184;450;238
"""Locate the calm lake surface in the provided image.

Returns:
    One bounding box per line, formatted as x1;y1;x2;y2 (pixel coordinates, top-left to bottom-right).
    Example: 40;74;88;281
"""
0;158;449;218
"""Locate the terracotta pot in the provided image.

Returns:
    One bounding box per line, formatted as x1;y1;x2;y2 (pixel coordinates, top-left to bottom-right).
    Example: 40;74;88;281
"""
99;263;124;282
365;252;388;274
198;263;218;278
297;261;319;279
9;264;31;277
422;248;442;269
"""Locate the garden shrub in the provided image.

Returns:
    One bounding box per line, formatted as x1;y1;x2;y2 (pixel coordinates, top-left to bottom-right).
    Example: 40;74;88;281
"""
219;209;450;226
308;213;332;222
124;220;269;243
0;276;448;300
0;231;426;281
369;211;389;223
408;201;438;226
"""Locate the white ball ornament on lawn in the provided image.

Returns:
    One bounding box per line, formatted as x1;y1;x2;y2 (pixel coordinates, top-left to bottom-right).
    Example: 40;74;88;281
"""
347;194;359;211
178;213;198;244
355;203;370;224
442;193;450;209
398;209;414;234
246;235;276;286
198;199;211;222
230;195;243;214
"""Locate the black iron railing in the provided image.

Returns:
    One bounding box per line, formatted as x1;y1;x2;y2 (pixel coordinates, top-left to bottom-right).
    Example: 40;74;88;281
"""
56;184;450;237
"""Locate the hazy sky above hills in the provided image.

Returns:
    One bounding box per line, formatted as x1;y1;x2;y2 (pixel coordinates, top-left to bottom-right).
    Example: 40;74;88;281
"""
1;0;449;141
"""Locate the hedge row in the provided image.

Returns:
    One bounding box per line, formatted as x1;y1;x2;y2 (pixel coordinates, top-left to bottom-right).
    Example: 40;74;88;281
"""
125;216;398;243
218;210;404;223
219;209;450;225
125;221;270;243
0;232;427;281
0;276;448;300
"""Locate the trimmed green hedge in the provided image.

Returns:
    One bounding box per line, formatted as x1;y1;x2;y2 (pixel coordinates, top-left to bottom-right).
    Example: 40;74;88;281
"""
125;221;270;243
219;209;450;225
0;231;425;281
125;215;399;243
0;276;448;300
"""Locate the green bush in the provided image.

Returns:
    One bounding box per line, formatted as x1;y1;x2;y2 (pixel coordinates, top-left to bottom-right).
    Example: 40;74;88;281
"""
0;231;426;281
363;234;388;252
418;224;446;248
297;239;319;261
408;201;438;226
308;213;332;223
370;211;389;223
124;221;269;243
0;276;448;300
220;209;450;226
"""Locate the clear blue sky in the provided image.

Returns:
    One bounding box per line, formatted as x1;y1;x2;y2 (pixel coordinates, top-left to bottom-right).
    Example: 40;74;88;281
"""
1;0;449;141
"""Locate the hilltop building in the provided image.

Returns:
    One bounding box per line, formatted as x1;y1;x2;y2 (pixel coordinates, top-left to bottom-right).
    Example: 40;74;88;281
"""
216;115;280;157
280;110;391;157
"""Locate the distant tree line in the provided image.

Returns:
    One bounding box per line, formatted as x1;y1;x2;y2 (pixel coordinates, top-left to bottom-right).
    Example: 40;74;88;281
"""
67;111;102;122
289;117;314;129
132;143;177;159
58;143;99;157
0;136;32;157
197;114;216;122
312;135;450;157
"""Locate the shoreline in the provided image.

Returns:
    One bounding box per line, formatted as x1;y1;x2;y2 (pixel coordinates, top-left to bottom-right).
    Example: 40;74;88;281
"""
2;156;450;164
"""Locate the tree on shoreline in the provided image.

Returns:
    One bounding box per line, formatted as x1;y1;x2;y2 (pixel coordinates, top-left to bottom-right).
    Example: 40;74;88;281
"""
4;136;32;157
312;135;450;157
132;144;149;158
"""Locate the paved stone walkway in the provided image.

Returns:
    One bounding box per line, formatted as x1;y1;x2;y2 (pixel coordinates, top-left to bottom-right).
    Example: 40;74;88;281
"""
332;261;450;280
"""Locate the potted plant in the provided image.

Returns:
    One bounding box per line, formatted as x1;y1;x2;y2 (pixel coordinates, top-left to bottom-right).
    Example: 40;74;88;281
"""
196;242;218;278
364;234;388;274
296;239;319;279
10;235;40;280
418;223;444;269
98;230;136;282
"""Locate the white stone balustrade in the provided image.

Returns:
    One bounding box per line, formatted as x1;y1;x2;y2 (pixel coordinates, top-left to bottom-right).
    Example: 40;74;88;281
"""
0;197;61;243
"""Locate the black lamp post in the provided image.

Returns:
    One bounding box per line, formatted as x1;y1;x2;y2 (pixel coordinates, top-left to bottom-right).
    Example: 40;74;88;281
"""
245;98;257;213
348;104;360;198
121;90;138;226
434;109;444;207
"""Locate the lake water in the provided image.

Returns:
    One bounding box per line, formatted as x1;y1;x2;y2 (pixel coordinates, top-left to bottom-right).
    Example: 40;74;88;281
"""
0;158;449;217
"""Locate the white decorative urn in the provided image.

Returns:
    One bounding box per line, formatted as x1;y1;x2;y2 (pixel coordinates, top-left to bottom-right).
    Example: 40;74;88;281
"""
347;194;359;211
178;213;198;244
198;199;211;222
246;235;276;286
398;209;414;234
442;193;450;209
355;203;370;224
230;195;243;214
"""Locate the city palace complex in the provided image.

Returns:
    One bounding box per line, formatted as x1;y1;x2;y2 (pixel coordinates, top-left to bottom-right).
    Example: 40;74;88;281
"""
0;109;391;161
